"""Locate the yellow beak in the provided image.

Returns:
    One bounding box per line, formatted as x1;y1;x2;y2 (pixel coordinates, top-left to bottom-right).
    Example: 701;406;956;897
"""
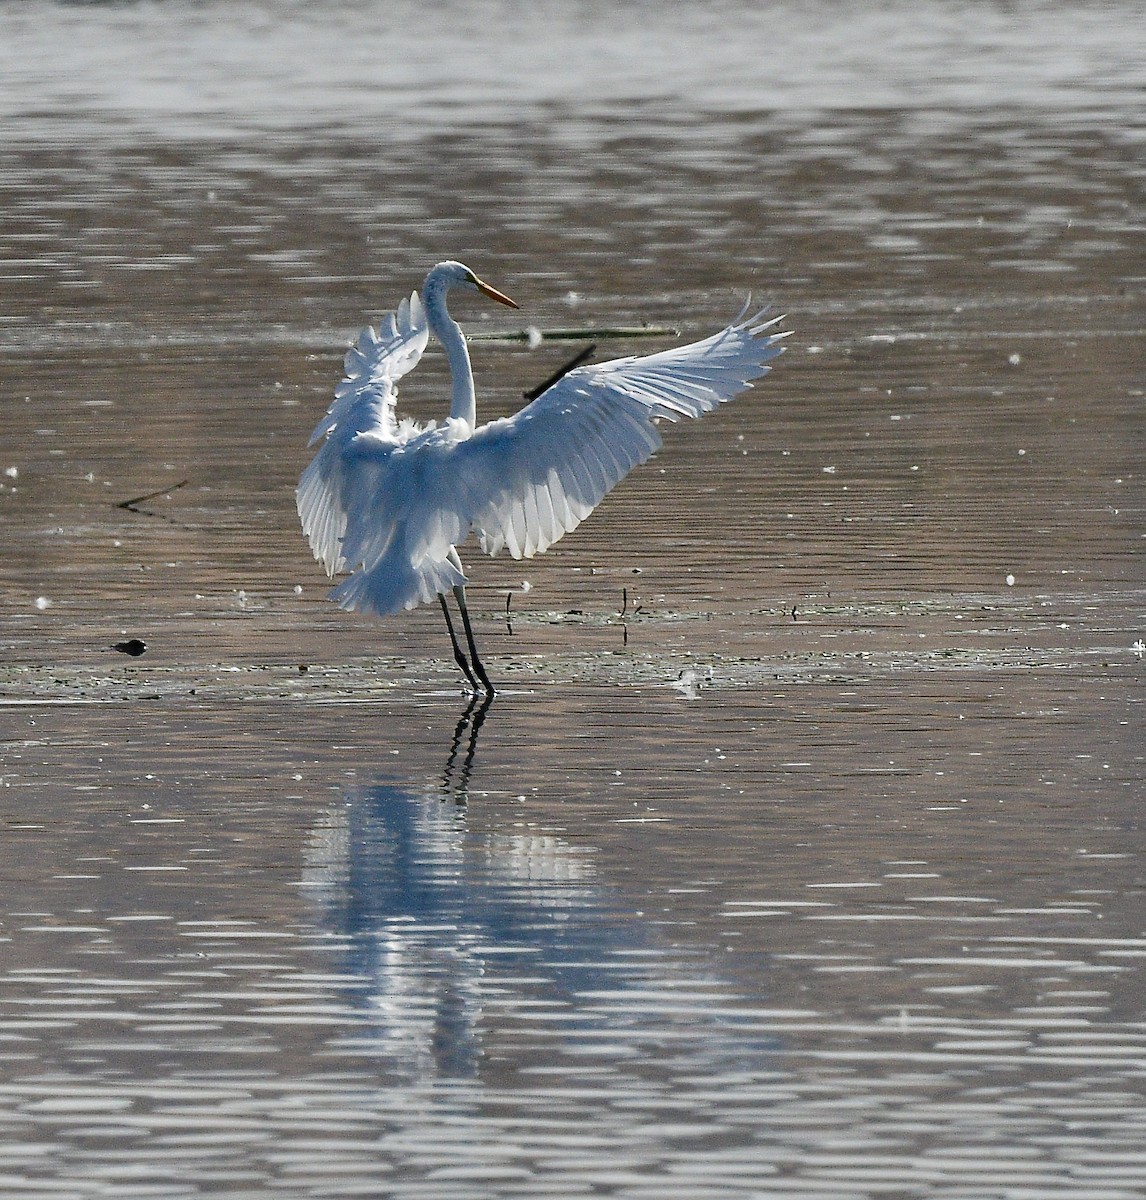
473;276;519;310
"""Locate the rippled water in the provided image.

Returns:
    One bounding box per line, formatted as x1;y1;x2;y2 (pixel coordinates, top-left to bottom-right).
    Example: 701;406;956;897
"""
1;1;1144;1196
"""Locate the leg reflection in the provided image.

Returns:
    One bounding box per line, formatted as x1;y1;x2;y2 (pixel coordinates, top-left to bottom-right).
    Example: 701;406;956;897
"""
441;690;494;802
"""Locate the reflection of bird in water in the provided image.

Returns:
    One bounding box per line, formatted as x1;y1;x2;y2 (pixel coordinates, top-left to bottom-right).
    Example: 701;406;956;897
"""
297;260;788;694
300;708;777;1083
300;713;604;1078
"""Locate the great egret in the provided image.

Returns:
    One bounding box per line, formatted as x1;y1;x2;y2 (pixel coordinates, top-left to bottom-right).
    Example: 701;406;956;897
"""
297;260;787;695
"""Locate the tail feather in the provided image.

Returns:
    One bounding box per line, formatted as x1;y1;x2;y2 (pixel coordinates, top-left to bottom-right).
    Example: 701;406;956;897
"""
329;551;466;618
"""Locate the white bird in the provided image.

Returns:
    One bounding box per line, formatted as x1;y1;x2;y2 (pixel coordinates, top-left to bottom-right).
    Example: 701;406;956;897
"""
297;261;787;695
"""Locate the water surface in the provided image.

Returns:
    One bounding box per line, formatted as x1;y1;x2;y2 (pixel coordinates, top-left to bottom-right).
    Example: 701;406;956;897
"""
1;2;1143;1196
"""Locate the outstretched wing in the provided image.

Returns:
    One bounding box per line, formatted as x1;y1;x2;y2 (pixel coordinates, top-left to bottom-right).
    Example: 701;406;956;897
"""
297;291;429;576
457;304;787;559
306;291;428;448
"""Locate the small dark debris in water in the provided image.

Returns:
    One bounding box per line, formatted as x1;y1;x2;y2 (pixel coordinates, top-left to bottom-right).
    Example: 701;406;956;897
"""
113;638;147;657
791;605;798;622
298;664;309;673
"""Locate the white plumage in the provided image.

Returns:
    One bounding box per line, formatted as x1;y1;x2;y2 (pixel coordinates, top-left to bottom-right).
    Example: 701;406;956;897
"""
297;261;787;693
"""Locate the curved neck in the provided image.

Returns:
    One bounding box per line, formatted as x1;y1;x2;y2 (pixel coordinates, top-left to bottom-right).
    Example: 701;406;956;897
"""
424;285;476;429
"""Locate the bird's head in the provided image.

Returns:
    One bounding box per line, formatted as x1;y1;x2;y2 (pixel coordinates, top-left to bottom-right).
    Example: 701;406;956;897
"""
425;261;519;310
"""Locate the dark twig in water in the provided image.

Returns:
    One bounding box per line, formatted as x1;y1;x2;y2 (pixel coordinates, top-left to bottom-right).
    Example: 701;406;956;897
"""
116;478;191;526
469;325;678;344
622;584;643;618
116;479;189;512
523;344;597;401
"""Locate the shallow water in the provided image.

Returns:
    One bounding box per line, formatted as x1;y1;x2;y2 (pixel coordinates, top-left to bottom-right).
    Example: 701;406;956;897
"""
1;1;1144;1197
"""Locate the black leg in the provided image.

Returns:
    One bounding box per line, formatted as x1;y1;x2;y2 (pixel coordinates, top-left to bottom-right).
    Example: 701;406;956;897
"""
440;594;480;692
453;584;495;696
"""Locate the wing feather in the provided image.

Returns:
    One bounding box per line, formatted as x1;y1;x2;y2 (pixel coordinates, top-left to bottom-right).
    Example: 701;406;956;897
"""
459;304;787;561
297;292;430;578
307;292;428;447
